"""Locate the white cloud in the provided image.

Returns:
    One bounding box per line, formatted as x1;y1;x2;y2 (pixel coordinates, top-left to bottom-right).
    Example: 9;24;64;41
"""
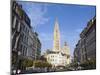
18;2;49;28
39;32;53;41
75;28;83;33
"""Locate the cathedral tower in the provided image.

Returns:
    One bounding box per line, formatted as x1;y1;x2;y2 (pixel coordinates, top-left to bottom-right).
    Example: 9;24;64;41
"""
53;18;60;51
63;42;70;55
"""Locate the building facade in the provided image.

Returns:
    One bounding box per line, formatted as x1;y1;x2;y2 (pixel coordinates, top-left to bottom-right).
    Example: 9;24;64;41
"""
74;16;96;64
34;32;41;59
12;1;22;70
27;29;35;59
74;40;81;63
46;51;68;67
27;30;41;60
11;1;41;71
80;16;96;63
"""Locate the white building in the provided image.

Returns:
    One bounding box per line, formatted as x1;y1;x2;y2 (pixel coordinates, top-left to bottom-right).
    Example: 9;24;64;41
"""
46;51;67;67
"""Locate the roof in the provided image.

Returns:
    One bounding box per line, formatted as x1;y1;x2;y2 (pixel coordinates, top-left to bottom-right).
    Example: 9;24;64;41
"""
46;51;67;56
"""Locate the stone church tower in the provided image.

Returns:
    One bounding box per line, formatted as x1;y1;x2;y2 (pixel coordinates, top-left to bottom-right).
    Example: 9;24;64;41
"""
53;18;60;52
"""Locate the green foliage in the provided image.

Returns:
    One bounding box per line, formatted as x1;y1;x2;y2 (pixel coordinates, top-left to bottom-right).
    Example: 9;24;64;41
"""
12;54;17;65
33;60;52;68
22;58;33;67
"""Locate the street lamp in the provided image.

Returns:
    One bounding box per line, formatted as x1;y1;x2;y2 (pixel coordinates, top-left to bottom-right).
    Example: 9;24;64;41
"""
88;58;90;61
16;51;21;74
18;51;21;56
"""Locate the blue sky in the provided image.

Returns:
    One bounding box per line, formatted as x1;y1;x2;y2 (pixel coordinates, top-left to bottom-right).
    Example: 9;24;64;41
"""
18;1;96;56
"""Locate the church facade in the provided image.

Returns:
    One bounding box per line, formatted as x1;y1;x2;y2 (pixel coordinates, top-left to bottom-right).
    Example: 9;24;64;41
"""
45;18;70;67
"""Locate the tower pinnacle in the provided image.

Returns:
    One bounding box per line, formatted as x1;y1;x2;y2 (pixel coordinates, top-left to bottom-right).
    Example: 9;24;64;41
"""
53;18;60;51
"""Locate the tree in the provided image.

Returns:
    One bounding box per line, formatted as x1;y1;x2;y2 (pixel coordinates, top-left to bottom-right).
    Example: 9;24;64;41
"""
33;60;52;68
12;53;17;66
21;58;33;68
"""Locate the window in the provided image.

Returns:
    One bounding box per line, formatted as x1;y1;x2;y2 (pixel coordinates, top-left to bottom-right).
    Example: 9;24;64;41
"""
23;25;25;31
12;14;14;26
23;46;25;56
51;55;52;58
28;30;29;33
21;33;23;42
26;48;27;56
20;44;22;51
13;16;16;28
25;27;27;33
17;22;20;32
21;45;23;55
15;19;18;29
